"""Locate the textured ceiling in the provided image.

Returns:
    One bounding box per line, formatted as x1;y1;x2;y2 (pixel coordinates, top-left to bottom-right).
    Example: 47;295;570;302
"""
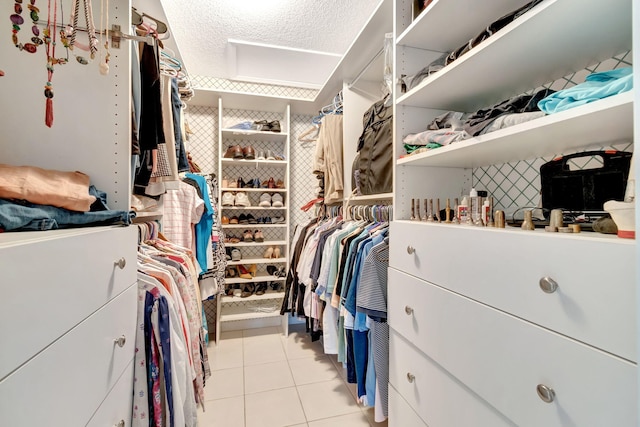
159;0;381;84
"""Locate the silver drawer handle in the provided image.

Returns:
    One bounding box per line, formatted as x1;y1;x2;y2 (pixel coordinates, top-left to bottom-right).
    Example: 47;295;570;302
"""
114;335;126;348
115;421;125;427
407;246;415;255
405;306;414;315
114;258;127;269
407;372;415;383
536;384;556;403
539;277;558;294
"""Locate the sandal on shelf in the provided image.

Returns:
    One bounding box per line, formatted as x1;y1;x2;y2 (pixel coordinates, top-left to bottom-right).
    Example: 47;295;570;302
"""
241;283;255;298
263;246;274;259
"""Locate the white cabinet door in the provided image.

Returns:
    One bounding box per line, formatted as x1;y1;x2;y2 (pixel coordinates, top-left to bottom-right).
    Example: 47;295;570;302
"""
0;284;137;427
86;360;134;427
389;221;636;361
390;329;515;427
387;268;637;427
389;385;428;427
0;227;137;380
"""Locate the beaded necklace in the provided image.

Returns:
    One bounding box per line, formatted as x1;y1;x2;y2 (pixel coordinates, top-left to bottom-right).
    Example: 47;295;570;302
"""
61;0;98;65
44;0;68;127
11;0;43;54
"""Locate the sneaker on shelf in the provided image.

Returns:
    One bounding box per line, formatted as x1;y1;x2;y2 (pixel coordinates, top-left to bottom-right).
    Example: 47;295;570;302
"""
265;150;275;160
271;193;284;208
272;216;285;224
256;150;266;161
231;248;242;261
247;214;257;224
229;216;240;224
235;192;251;207
256;216;265;224
221;192;235;207
254;230;264;242
239;214;249;224
264;216;273;224
268;120;281;133
258;193;272;207
243;230;254;242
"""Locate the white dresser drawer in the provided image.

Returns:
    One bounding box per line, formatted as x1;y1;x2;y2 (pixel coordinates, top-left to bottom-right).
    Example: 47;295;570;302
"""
0;226;137;379
86;359;134;427
389;384;428;427
389;220;636;361
0;283;137;427
389;330;515;427
388;269;637;427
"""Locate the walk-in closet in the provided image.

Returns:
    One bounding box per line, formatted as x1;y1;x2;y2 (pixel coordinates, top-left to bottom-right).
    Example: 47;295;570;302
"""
0;0;638;426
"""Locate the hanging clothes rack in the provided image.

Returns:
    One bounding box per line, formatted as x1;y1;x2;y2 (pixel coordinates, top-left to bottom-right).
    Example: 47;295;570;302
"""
347;47;383;89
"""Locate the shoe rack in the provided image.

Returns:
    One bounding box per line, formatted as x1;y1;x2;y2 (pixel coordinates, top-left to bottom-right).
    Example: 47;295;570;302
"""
216;96;291;336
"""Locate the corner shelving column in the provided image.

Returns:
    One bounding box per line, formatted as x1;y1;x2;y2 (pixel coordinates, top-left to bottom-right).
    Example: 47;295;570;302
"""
216;96;291;337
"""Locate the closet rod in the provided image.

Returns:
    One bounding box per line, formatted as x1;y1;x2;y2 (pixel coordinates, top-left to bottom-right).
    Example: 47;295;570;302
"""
347;47;384;89
35;21;156;46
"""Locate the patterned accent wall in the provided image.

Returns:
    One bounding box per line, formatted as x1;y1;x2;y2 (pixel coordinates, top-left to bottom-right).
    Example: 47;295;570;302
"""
472;52;633;216
192;75;319;100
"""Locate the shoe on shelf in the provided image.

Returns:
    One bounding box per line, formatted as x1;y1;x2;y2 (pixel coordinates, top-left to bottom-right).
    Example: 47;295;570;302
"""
237;177;246;188
268;120;281;133
266;150;275;161
221;192;235;207
274;154;285;161
229;216;240;224
270;281;282;292
271;193;284;208
273;247;281;259
256;150;266;161
243;146;256;160
239;214;249;224
225;266;238;278
255;282;268;296
275;179;285;189
256;216;265;224
221;177;230;188
247;264;257;277
251;120;268;131
229;121;252;130
224;145;244;159
264;216;273;224
252;178;261;188
241;283;255;298
228;235;241;243
254;230;264;242
243;230;254;242
228;180;238;188
272;216;285;224
231;248;242;261
247;214;257;224
275;266;287;277
235;192;251;207
259;193;272;208
266;265;277;276
263;246;274;259
221;215;230;225
267;177;276;189
237;265;253;280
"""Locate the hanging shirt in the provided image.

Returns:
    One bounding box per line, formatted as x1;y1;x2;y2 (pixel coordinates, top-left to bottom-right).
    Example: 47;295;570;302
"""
162;180;205;255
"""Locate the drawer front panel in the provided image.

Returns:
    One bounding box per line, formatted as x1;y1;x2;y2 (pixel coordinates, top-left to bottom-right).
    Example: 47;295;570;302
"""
86;360;134;427
0;284;137;427
389;330;515;427
0;226;136;379
389;384;428;427
389;221;636;361
388;269;637;427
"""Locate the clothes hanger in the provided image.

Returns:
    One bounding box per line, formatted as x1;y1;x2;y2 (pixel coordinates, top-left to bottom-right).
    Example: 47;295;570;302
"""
131;7;168;34
298;124;320;143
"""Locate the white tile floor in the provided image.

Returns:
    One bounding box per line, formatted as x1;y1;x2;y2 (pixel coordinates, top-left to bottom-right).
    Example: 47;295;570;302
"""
198;324;389;427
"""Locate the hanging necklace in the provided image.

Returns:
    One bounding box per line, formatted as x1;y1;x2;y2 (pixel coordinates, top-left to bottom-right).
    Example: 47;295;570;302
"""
99;0;110;75
61;0;98;65
43;0;68;127
11;0;44;54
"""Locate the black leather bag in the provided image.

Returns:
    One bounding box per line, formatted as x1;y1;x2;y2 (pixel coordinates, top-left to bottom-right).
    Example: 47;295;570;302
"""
355;98;393;195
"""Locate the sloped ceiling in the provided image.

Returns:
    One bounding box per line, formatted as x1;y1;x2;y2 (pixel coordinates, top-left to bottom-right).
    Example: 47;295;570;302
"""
158;0;381;87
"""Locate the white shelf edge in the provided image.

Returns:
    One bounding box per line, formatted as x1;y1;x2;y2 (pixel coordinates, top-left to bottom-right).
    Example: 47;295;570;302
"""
396;92;633;168
220;188;287;193
225;241;287;247
219;310;283;323
221;291;286;303
221;159;287;166
392;219;635;245
227;258;287;265
224;275;287;285
222;206;289;210
349;193;394;202
222;224;288;229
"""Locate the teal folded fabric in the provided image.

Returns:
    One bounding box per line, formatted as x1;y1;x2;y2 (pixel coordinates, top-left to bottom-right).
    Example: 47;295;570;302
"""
538;67;633;114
